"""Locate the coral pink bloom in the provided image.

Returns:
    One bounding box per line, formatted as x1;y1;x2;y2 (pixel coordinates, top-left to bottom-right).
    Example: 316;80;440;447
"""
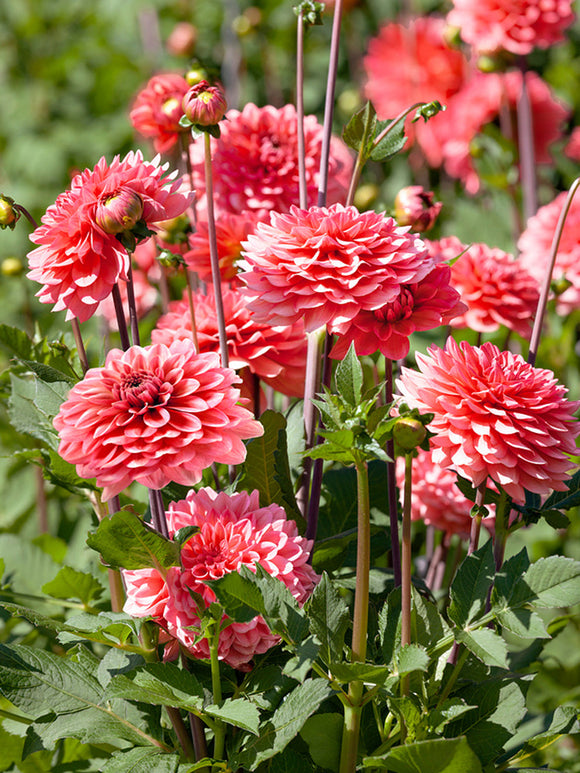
330;263;466;360
447;0;575;55
184;212;260;285
27;152;193;322
240;204;431;333
188;103;353;215
518;190;580;314
444;240;540;338
53;340;263;500
398;338;580;503
364;16;468;122
152;287;307;397
395;448;494;539
564;126;580;161
124;488;319;669
419;70;569;193
130;73;190;154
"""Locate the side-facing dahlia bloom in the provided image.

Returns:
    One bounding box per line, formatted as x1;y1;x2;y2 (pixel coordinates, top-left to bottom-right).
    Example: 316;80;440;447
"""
130;73;191;154
518;191;580;314
152;287;307;396
447;0;575;55
444;240;540;338
53;340;263;500
188;103;353;215
329;263;466;360
27;152;193;322
123;488;319;669
240;204;432;333
397;338;580;503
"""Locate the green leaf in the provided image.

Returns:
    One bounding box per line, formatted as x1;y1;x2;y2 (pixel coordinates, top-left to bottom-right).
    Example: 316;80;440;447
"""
43;448;98;493
454;477;500;506
370;115;408;162
427;699;476;734
106;663;204;713
252;564;309;644
282;635;320;683
101;748;181;773
57;611;139;648
380;587;402;666
518;555;580;608
0;323;35;361
363;736;482;773
396;644;430;676
329;662;390;685
42;567;104;606
542;468;580;511
300;713;342;771
335;342;363;407
307;573;350;665
8;374;60;450
455;628;509;669
86;510;181;571
20;359;75;384
448;542;495;628
342;101;376;155
205;566;266;623
204;697;260;735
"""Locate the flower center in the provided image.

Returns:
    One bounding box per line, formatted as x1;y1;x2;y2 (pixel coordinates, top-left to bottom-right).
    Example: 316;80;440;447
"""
119;370;171;412
375;287;414;323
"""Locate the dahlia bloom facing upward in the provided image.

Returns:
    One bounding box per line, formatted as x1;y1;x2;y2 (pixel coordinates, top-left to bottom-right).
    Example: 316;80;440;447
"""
240;203;431;333
397;338;580;503
27;152;193;322
130;73;191;154
53;340;263;500
123;488;319;669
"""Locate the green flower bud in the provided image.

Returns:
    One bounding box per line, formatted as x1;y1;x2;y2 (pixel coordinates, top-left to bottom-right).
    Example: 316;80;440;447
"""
393;417;427;452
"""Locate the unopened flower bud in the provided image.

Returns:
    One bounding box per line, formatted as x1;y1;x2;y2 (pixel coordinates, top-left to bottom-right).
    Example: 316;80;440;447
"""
394;186;442;233
0;195;18;229
393;417;427;451
96;189;144;235
182;80;227;126
354;183;379;210
156;213;190;244
166;22;198;57
185;66;209;86
1;257;24;276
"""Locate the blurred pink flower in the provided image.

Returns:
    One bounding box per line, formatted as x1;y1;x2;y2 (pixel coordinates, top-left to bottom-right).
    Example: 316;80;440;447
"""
447;241;540;338
130;73;190;154
330;263;466;360
184;212;260;284
53;340;263;500
518;190;580;314
447;0;575;55
564;126;580;161
394;186;443;232
240;204;431;332
152;287;307;396
27;152;192;322
397;338;580;503
188;103;353;215
124;488;319;669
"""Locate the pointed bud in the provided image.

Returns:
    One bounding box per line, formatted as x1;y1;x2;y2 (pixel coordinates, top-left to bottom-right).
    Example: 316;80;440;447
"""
394;186;442;233
0;195;18;229
182;80;227;126
96;189;144;235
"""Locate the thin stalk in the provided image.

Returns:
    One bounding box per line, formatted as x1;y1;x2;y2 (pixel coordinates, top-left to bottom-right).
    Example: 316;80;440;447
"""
528;176;580;366
516;60;537;223
13;204;38;229
425;533;450;593
400;453;413;697
299;327;325;519
203;131;229;368
71;318;89;374
180;133;198;226
165;707;196;761
184;269;200;353
126;263;141;346
493;490;512;573
111;284;131;351
296;8;307;209
90;492;126;612
385;358;402;587
468;481;488;555
149;488;169;539
209;627;225;765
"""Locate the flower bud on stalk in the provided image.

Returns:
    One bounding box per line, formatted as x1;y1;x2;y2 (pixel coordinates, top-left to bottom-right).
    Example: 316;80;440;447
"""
0;195;18;229
392;417;427;452
96;190;144;235
182;80;227;126
394;186;442;233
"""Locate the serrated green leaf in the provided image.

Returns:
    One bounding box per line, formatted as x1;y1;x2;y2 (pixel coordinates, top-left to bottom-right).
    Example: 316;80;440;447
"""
86;510;181;571
370;115;408;162
396;644;430;676
282;635;320;683
494;555;580;611
101;748;181;773
380;587;402;666
335;343;363;407
0;323;35;361
542;468;580;511
455;628;509;669
307;573;349;665
448;542;495;628
205;566;266;623
106;663;204;712
205;697;260;735
427;699;475;734
329;662;390;685
43;448;98;493
300;713;342;771
363;736;483;772
8;374;60;450
342;101;376;155
252;564;309;644
495;607;549;639
21;360;74;384
42;567;104;606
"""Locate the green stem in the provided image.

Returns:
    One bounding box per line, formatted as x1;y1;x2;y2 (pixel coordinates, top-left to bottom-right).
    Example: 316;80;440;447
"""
209;625;225;765
435;646;469;709
493;490;512;573
296;7;307;209
400;453;413;697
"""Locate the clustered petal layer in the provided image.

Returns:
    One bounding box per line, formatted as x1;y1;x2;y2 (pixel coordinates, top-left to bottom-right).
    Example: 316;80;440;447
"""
27;152;192;322
53;340;263;500
240;204;431;333
397;338;579;503
130;73;190;154
123;488;319;669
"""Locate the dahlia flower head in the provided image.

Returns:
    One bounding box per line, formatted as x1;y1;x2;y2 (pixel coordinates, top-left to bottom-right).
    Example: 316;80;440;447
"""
518;190;580;315
152;286;307;397
53;340;263;500
27;152;193;322
188;103;353;216
130;73;191;154
447;0;575;55
397;338;580;503
240;203;433;333
427;236;540;339
123;488;319;669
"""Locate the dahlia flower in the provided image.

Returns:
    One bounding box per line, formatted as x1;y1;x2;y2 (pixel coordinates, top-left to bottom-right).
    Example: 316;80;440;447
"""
123;488;319;669
188;103;353;215
394;186;442;233
447;0;575;55
182;80;227;126
152;287;307;396
130;73;190;154
53;340;263;500
27;152;192;322
240;204;432;332
397;338;580;503
184;212;260;284
564;126;580;161
329;263;466;360
518;191;580;314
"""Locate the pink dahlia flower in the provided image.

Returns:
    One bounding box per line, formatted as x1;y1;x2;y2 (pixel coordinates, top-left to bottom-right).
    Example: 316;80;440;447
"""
447;0;575;55
564;126;580;161
518;191;580;314
363;16;468;122
329;263;466;360
53;340;263;500
445;241;540;338
240;204;432;333
27;152;193;322
152;287;307;397
188;103;353;215
397;338;580;503
130;73;190;154
123;488;319;669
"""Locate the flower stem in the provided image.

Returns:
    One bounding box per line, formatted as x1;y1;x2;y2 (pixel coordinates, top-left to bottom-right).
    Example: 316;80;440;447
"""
184;269;200;353
296;7;307;209
317;0;343;207
149;488;169;539
400;452;413;698
70;318;89;374
385;359;402;587
516;60;537;223
493;490;512;572
209;626;225;765
111;284;131;351
299;327;324;519
13;204;38;229
126;263;141;346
